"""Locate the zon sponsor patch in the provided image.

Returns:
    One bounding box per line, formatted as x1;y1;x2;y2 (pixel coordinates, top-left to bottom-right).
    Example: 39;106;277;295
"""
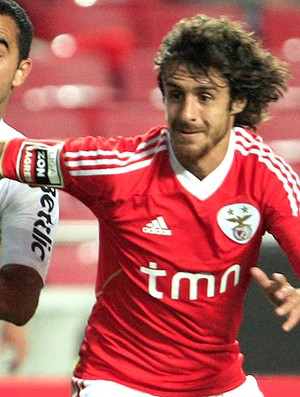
17;142;63;186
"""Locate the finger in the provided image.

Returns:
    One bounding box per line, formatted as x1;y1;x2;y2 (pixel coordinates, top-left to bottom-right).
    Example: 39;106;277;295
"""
251;268;288;307
282;312;299;332
271;272;288;287
275;292;296;315
270;282;294;308
275;287;300;312
250;267;279;305
274;284;294;302
250;267;273;290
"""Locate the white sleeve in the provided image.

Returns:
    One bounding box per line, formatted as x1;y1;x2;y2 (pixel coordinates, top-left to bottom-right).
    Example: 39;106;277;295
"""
0;179;59;283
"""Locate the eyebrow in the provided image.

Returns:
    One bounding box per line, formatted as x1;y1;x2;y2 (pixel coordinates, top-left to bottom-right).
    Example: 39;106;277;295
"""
165;81;219;92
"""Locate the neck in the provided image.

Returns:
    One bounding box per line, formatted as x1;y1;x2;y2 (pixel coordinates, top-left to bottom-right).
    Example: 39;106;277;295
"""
183;132;232;181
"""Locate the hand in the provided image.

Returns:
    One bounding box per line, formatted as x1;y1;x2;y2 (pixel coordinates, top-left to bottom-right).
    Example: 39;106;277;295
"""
250;267;300;332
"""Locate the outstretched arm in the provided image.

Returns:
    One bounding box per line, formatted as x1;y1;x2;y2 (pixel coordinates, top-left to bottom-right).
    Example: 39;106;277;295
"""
0;264;43;325
250;267;300;332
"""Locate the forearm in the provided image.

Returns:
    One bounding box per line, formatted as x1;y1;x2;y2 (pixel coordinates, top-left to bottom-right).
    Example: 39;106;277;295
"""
0;265;43;325
1;321;28;370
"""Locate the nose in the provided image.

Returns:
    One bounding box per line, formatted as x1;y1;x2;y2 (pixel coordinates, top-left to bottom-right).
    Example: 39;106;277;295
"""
181;96;198;122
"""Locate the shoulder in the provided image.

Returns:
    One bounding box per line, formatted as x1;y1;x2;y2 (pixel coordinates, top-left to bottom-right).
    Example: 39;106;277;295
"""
233;127;300;210
233;125;299;184
233;126;266;149
233;126;286;168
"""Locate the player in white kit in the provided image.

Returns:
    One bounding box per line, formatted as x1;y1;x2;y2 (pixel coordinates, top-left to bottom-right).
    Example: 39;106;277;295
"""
0;0;58;372
0;13;299;397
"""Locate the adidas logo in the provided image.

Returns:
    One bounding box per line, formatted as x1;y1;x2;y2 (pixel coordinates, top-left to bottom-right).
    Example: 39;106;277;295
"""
142;216;172;236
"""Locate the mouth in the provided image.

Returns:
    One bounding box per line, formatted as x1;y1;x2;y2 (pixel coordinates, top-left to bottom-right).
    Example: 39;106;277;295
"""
176;129;204;135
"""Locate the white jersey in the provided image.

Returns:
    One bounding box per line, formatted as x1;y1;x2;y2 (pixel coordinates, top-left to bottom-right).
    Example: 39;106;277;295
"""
0;120;59;283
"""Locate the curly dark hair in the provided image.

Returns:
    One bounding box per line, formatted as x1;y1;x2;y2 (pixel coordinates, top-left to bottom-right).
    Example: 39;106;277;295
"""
154;14;291;130
0;0;33;63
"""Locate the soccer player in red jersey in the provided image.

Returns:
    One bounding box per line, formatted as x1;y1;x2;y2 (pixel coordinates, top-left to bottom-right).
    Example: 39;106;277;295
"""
0;13;300;397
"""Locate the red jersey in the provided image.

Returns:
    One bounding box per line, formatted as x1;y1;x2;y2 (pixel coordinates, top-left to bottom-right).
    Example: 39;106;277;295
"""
2;126;300;396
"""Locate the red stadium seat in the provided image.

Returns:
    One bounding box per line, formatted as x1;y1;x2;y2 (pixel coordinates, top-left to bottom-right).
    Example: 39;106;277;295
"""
28;51;114;88
23;1;137;92
259;3;300;87
5;101;92;140
6;49;118;139
258;108;300;141
58;191;96;221
21;0;134;41
96;99;165;138
260;3;300;53
121;48;159;100
128;0;246;48
47;242;98;285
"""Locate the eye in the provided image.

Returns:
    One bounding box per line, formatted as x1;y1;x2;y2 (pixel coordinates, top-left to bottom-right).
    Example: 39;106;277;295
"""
0;40;9;57
166;89;184;102
198;93;213;103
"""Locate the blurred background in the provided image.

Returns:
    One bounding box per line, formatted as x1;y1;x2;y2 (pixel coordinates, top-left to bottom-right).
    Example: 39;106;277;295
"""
1;0;300;396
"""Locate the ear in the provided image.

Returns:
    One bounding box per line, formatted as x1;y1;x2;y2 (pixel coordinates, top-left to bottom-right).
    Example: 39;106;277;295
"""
230;98;247;115
12;58;32;88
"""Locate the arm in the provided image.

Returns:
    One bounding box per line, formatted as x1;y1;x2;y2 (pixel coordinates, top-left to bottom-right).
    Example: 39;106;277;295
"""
0;178;59;325
250;266;300;332
0;320;28;372
0;264;43;325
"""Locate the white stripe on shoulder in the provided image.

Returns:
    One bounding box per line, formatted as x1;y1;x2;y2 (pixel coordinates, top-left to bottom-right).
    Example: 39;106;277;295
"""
235;128;300;216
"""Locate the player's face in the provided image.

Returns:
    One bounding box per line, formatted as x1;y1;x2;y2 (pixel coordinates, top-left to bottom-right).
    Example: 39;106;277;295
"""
0;15;31;117
164;64;245;179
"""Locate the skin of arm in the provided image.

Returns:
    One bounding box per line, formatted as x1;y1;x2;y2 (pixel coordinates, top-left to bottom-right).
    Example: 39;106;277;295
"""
0;264;43;325
0;319;28;371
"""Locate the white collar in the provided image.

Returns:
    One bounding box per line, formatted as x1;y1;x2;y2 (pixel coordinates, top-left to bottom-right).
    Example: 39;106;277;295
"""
167;129;235;200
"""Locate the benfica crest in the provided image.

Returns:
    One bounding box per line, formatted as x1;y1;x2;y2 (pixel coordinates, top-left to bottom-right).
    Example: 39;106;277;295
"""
217;203;260;244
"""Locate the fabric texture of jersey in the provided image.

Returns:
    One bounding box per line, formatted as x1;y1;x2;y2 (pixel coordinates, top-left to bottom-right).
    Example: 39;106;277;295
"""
0;120;59;283
2;126;300;396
